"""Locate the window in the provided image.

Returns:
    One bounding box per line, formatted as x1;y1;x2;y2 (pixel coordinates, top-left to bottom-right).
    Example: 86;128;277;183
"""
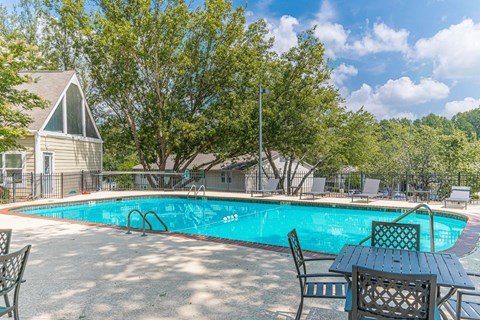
0;153;25;184
44;97;64;132
85;106;99;139
221;172;232;184
43;83;100;139
66;84;84;135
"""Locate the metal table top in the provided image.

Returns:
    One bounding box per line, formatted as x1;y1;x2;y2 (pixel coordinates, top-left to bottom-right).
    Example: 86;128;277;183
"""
329;244;475;290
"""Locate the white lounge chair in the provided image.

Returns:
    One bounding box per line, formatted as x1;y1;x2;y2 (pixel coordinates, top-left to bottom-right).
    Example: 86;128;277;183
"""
300;177;328;199
444;186;470;209
351;178;381;203
251;178;283;197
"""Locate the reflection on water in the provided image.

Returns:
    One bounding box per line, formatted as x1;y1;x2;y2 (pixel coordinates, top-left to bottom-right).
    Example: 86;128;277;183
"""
18;198;466;254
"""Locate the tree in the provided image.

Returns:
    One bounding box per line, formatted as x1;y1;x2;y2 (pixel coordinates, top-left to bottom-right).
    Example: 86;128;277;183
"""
0;35;47;152
86;0;270;174
452;107;480;140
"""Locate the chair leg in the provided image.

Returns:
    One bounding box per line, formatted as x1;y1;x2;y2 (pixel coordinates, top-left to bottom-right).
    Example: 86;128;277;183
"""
14;306;19;320
4;294;12;317
295;296;304;320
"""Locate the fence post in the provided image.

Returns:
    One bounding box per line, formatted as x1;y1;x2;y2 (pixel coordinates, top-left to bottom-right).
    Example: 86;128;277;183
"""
81;170;84;192
30;172;34;199
40;173;43;198
12;173;16;203
458;172;461;186
61;173;64;199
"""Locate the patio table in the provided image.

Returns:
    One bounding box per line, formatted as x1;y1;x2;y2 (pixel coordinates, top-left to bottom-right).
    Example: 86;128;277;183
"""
329;244;475;318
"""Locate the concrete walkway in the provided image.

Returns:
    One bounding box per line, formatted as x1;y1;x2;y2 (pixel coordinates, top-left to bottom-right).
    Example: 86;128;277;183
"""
1;191;480;320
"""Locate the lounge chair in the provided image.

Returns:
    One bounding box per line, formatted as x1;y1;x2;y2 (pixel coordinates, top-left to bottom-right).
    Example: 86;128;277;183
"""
444;186;470;209
250;178;282;197
300;177;328;199
351;178;381;203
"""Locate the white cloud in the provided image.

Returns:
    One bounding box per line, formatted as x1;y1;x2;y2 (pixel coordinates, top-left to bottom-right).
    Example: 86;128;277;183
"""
312;22;350;58
444;97;480;118
331;63;358;86
376;77;449;105
349;23;410;56
267;15;299;54
310;3;410;58
413;19;480;79
390;112;417;120
347;77;450;118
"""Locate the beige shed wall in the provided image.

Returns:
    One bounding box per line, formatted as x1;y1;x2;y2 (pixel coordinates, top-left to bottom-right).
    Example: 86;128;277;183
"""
39;136;102;172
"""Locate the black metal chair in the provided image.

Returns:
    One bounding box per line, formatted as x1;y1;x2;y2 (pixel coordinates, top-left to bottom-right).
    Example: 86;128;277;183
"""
347;266;440;320
0;245;31;320
287;229;347;320
442;273;480;320
371;221;421;251
0;230;12;255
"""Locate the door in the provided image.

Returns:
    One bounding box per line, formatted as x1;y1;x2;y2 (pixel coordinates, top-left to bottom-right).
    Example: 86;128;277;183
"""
43;153;54;195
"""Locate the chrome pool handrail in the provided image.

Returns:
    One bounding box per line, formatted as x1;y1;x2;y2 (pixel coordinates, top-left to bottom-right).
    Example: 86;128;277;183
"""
358;203;435;252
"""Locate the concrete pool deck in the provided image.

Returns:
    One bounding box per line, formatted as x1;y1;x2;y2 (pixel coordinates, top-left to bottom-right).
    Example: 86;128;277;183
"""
1;191;480;320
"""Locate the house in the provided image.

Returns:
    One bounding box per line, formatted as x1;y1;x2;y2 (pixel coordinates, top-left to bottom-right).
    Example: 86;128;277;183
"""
132;153;314;193
0;71;102;198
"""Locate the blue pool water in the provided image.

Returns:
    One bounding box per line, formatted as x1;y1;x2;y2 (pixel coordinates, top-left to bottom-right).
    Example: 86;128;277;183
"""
15;197;466;254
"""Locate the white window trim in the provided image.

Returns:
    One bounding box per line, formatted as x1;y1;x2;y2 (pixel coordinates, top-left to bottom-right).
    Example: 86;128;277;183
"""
0;152;27;186
220;171;232;184
42;152;55;175
40;75;102;140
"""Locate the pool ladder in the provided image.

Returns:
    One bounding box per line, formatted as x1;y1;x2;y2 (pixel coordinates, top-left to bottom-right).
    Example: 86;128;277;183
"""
358;203;435;252
187;184;206;199
126;209;168;236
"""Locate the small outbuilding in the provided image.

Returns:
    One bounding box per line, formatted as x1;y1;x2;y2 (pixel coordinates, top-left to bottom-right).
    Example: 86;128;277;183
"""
0;71;102;197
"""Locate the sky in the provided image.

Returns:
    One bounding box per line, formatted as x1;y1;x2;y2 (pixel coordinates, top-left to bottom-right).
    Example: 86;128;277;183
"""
2;0;480;120
233;0;480;120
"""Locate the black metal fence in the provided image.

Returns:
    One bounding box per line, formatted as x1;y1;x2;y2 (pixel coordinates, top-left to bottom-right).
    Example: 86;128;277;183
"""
245;170;480;198
0;171;101;204
1;169;479;204
0;170;206;204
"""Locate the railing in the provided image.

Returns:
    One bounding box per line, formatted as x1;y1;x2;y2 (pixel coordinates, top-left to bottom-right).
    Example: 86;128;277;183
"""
196;185;205;197
126;209;168;236
358;203;435;252
187;184;206;199
144;210;168;232
187;185;197;198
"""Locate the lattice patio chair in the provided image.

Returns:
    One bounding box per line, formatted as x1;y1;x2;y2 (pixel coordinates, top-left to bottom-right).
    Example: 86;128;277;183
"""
0;230;12;255
287;229;347;320
0;245;31;320
371;221;421;251
442;272;480;320
347;266;440;320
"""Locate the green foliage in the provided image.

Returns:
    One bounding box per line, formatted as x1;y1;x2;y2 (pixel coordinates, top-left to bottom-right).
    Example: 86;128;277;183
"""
0;35;47;152
0;186;10;202
453;108;480;140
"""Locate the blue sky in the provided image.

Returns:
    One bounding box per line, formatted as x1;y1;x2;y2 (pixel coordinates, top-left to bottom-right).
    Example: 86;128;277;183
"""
235;0;480;119
2;0;480;119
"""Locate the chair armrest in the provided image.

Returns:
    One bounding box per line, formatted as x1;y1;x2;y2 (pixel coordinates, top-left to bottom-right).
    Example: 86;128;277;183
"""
298;273;346;279
304;257;335;262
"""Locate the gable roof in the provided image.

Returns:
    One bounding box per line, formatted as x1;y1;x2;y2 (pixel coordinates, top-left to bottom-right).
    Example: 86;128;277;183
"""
16;70;76;130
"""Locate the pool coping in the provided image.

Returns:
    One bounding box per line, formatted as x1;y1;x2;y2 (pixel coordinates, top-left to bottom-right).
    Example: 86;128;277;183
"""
1;193;479;258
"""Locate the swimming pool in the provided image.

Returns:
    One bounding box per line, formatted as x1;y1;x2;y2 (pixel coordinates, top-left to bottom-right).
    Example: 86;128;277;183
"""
14;197;466;254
